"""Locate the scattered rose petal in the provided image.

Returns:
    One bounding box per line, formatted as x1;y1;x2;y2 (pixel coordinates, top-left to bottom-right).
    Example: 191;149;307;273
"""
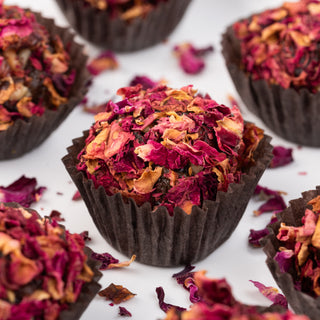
173;43;214;74
250;280;288;309
119;306;132;317
129;75;160;90
172;265;200;303
106;255;136;270
269;146;293;168
92;252;119;269
254;185;287;198
156;287;186;313
254;196;287;216
253;185;287;216
72;190;82;201
87;50;118;76
99;283;135;304
92;251;136;270
49;209;65;222
80;230;91;241
0;175;46;207
249;228;270;247
298;171;307;175
249;215;278;247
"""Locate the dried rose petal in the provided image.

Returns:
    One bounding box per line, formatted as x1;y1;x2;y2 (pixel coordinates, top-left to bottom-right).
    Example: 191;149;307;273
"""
119;306;132;317
195;271;236;307
0;175;46;207
254;196;287;216
80;230;91;241
249;215;278;247
172;265;195;280
98;283;135;304
172;265;199;303
92;251;119;269
269;146;294;168
253;185;287;216
72;190;82;201
129;75;160;90
87;50;118;76
91;251;135;270
173;43;214;74
250;280;288;308
156;287;186;313
249;228;270;247
274;250;294;273
49;209;65;222
254;185;287;198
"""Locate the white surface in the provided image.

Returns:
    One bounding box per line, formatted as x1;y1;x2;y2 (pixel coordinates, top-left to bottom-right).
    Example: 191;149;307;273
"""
1;0;320;319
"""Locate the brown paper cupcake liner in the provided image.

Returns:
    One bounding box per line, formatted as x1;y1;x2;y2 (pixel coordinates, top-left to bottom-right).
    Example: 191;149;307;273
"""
222;25;320;147
62;130;273;267
2;202;102;319
262;187;320;320
0;11;90;160
55;0;192;52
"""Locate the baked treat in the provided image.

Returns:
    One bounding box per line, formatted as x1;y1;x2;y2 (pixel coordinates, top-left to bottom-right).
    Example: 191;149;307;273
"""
0;3;89;159
0;202;102;320
222;0;320;146
55;0;192;51
62;84;273;267
163;271;310;320
263;186;320;320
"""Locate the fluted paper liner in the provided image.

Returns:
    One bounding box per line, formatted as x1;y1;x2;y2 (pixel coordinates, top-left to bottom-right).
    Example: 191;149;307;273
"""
262;187;320;320
2;202;102;320
62;129;272;267
222;25;320;147
56;0;192;52
0;11;90;160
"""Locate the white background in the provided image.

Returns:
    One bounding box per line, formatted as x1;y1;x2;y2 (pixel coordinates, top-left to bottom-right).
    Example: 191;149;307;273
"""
2;0;320;319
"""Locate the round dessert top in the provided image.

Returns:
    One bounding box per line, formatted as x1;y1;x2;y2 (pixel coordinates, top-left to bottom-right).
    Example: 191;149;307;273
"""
164;270;310;320
0;203;94;320
81;0;168;20
275;194;320;298
0;2;75;131
77;84;264;215
233;0;320;93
